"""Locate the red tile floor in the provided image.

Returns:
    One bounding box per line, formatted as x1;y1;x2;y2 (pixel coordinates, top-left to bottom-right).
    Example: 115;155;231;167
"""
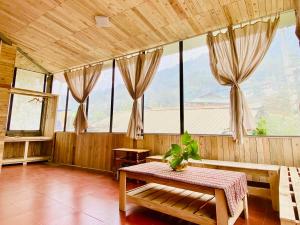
0;163;279;225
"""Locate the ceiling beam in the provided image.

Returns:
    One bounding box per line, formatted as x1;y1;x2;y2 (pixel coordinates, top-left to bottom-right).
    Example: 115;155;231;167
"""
16;47;50;74
0;32;50;74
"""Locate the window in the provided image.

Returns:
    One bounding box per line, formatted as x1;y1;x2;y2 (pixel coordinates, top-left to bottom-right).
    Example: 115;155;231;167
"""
112;66;132;132
183;36;230;135
88;61;112;132
66;93;79;132
9;69;45;131
14;69;45;92
144;43;180;133
242;23;300;136
52;73;68;131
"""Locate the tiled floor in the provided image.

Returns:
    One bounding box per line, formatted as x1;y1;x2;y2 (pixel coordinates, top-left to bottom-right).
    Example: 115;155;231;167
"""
0;163;279;225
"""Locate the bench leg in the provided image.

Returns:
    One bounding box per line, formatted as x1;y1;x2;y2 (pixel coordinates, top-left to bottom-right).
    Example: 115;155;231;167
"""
119;171;126;211
269;171;279;211
243;195;249;219
215;189;229;225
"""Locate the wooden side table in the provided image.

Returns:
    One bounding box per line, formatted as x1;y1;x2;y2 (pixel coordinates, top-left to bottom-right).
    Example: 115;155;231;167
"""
112;148;150;179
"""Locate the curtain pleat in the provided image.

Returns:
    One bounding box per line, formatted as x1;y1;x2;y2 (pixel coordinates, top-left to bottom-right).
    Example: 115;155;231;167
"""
207;17;279;143
117;48;163;139
64;64;102;134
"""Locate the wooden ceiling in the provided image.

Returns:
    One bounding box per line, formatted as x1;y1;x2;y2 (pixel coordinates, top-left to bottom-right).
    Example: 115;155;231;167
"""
0;0;295;73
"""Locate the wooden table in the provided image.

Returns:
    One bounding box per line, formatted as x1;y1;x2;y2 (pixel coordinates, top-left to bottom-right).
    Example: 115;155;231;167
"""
147;155;280;211
112;148;150;179
119;162;248;225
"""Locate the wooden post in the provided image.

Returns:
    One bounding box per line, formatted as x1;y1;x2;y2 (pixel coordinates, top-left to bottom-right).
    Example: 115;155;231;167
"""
0;141;4;173
119;171;127;211
215;189;229;225
269;171;279;211
23;141;29;165
0;43;16;172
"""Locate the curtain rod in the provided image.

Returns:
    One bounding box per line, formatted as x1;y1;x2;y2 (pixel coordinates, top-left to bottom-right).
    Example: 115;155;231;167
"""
56;9;294;74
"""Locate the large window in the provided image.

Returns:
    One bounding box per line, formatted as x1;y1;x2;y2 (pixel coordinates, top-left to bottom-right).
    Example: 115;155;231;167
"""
9;69;45;131
183;36;230;135
112;66;132;132
144;43;180;133
88;61;112;132
52;73;68;131
242;24;300;136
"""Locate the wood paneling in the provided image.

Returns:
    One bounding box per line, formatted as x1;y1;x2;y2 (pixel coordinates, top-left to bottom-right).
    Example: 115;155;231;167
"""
53;132;300;172
0;42;16;171
53;132;76;164
0;0;294;73
3;142;52;159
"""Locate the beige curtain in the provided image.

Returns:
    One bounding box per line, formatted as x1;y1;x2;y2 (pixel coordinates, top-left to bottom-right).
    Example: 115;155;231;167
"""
207;17;279;143
295;0;300;44
117;48;163;139
64;64;102;134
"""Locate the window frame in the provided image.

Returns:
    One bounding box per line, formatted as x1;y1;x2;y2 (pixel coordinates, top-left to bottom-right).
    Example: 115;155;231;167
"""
6;68;48;135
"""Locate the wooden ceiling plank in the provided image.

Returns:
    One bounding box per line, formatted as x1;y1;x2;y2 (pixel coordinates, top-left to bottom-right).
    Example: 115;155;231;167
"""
0;0;294;72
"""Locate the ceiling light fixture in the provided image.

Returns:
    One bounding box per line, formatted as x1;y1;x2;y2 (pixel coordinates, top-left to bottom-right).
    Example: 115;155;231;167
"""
95;16;111;28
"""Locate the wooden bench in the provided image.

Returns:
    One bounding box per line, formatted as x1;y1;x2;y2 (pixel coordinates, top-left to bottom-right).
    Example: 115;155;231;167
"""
146;155;280;211
3;136;53;165
279;166;300;225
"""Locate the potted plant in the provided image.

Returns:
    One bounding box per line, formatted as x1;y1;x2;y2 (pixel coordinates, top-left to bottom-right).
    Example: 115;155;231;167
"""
163;131;201;171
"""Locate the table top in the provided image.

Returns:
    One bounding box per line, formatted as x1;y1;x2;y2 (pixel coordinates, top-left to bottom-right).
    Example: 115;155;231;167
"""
120;162;247;217
113;148;150;153
4;136;53;142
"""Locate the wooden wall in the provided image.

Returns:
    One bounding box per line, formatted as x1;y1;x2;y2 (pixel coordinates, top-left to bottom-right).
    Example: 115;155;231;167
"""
53;132;300;172
3;142;52;159
0;43;16;171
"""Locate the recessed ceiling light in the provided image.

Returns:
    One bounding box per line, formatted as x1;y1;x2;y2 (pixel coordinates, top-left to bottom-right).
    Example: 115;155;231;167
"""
95;16;111;28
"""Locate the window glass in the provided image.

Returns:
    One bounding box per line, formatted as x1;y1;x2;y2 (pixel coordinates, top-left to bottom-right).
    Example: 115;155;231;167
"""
112;67;132;132
52;73;67;131
242;24;300;136
183;36;230;134
144;43;180;133
88;61;112;132
14;69;45;92
9;94;43;130
66;93;79;132
9;69;45;131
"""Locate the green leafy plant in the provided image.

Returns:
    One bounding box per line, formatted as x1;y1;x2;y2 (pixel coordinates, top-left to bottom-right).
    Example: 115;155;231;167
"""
253;117;267;136
163;131;201;170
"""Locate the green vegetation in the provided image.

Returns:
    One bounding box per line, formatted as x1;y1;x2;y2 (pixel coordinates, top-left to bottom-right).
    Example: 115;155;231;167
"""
253;117;267;136
163;131;201;171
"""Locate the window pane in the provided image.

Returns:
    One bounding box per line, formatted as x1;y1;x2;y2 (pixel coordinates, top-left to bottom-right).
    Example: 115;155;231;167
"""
112;67;132;132
242;24;300;136
52;73;67;131
183;36;230;134
9;69;45;131
10;94;42;130
144;43;180;133
14;69;45;92
88;61;112;132
66;94;79;132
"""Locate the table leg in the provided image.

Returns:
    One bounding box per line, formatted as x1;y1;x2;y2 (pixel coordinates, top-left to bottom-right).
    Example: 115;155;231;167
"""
243;195;249;219
269;171;279;211
119;171;126;211
23;141;29;166
215;189;229;225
